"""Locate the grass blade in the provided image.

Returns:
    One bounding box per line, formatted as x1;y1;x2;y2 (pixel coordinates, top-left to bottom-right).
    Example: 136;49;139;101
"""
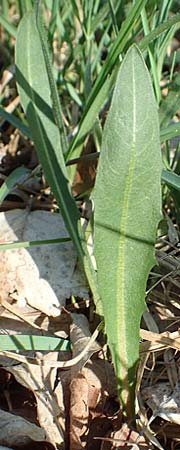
160;122;180;142
162;169;180;190
66;70;116;180
83;0;148;115
140;13;180;51
160;71;180;128
0;237;71;251
66;6;179;180
66;0;148;166
141;7;161;103
0;106;31;139
0;167;30;206
0;14;17;38
0;335;70;351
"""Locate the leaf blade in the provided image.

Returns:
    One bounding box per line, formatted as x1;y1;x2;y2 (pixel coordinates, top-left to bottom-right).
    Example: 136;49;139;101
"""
15;11;100;308
34;2;68;156
162;169;180;191
15;11;82;258
0;167;30;206
93;45;162;415
0;335;70;351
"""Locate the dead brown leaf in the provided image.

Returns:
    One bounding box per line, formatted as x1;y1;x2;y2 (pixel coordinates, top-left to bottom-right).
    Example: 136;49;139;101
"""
69;314;117;450
99;423;149;449
142;381;180;425
0;408;45;447
2;352;65;446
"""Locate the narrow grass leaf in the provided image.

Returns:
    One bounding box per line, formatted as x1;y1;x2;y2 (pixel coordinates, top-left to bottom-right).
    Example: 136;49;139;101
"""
18;0;33;15
66;4;179;179
156;24;178;82
0;335;70;351
66;0;148;177
0;167;30;206
160;122;180;142
67;70;116;180
141;7;161;103
1;0;9;18
140;13;180;51
0;106;31;139
0;15;17;38
162;169;180;191
93;45;162;416
159;71;180;128
0;237;71;251
83;0;148;115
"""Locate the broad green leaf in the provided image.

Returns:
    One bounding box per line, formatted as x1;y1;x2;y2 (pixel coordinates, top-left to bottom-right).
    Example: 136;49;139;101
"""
34;1;68;156
15;11;100;307
93;45;162;416
15;12;82;256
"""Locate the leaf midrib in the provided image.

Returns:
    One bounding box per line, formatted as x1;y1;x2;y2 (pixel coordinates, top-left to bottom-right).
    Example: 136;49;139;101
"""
116;54;136;380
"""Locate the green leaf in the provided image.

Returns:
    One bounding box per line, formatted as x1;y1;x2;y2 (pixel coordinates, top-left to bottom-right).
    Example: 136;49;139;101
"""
139;13;180;51
141;7;161;104
0;167;30;206
162;168;180;191
66;6;180;181
66;70;116;180
15;11;82;258
66;0;149;180
15;11;100;308
0;335;70;351
159;71;180;128
93;45;162;416
18;0;33;16
0;106;31;139
0;14;17;38
0;237;71;251
83;0;148;115
160;122;180;142
34;2;68;156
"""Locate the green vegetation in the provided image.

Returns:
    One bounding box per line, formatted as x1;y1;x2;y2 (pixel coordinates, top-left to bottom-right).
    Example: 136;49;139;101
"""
0;0;180;420
93;45;162;416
